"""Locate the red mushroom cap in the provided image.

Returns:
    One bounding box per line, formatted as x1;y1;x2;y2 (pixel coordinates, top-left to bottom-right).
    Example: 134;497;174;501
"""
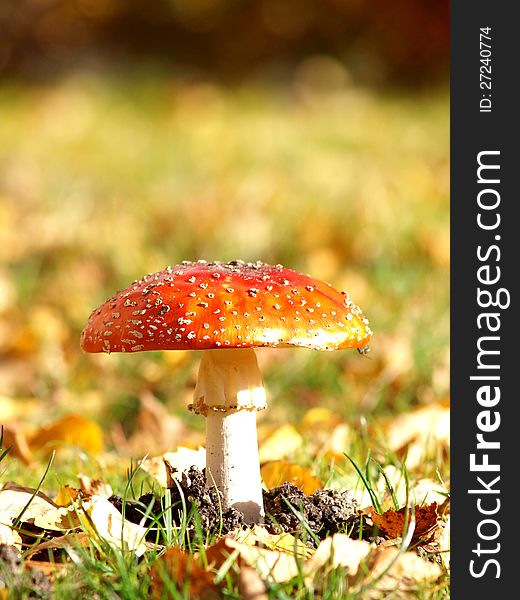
80;260;372;354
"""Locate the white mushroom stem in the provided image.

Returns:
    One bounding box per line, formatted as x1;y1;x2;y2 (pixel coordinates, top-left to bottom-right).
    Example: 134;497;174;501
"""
191;348;266;523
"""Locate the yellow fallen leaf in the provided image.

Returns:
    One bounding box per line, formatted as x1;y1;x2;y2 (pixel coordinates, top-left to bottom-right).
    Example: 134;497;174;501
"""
232;524;313;559
300;407;343;431
304;534;373;579
29;414;104;456
258;424;303;463
0;395;40;422
142;447;206;488
55;485;80;507
261;460;322;495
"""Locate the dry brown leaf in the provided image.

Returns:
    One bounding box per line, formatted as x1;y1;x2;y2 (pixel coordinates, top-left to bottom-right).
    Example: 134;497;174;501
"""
371;503;439;543
362;547;442;597
261;460;322;495
258;424;303;463
304;534;373;580
24;532;91;558
150;547;220;600
24;559;70;579
29;414;104;456
142;447;206;488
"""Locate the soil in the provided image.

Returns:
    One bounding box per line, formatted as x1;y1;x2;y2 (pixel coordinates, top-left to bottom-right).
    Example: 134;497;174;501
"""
109;467;244;538
2;468;380;595
109;467;365;546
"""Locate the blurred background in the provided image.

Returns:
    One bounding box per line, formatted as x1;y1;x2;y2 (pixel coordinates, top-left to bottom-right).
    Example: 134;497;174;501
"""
0;0;449;461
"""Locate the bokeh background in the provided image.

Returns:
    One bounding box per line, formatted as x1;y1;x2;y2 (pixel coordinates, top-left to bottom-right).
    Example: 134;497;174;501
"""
0;1;449;460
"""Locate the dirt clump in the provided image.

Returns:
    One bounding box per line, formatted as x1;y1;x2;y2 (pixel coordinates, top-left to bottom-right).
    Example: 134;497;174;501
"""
109;468;361;545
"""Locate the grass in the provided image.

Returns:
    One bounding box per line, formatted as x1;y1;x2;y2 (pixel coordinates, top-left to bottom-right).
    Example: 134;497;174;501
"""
1;424;450;598
0;69;449;597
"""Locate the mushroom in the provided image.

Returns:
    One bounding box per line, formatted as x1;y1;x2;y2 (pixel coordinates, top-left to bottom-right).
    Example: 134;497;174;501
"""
80;260;372;523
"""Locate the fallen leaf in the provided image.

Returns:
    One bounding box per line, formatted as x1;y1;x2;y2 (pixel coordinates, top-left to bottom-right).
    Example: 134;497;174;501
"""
382;401;450;469
300;407;343;431
0;395;21;421
0;425;35;465
150;547;220;600
124;391;196;455
438;516;450;571
299;411;354;461
325;423;353;459
29;414;104;456
206;537;300;584
304;534;373;579
406;478;449;509
24;559;70;579
142;447;206;488
258;424;303;462
0;522;22;549
371;503;439;543
24;532;91;558
238;565;269;600
362;547;442;597
54;486;80;507
82;494;150;556
77;474;113;498
0;487;79;532
261;460;322;495
231;525;313;559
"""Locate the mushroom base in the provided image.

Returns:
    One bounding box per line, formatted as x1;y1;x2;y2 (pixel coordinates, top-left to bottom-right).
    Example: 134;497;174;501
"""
206;408;264;523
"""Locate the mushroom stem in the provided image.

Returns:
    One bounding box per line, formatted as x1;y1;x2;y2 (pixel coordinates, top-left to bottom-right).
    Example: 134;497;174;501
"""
206;409;263;522
192;348;266;523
